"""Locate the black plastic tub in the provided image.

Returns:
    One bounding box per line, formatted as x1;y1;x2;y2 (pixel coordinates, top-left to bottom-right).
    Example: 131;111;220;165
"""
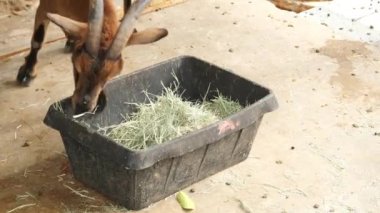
44;55;278;210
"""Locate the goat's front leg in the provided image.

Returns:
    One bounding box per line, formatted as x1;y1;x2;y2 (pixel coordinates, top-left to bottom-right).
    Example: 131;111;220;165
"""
17;7;49;86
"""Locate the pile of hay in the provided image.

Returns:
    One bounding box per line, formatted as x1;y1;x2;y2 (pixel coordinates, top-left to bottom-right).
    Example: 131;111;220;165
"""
98;85;242;150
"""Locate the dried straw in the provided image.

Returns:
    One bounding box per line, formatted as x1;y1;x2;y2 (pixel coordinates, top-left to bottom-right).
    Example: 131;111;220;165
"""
204;92;242;119
98;83;242;150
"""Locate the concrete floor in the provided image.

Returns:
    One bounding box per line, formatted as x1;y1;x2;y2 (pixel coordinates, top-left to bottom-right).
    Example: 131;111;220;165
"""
0;0;379;212
302;0;380;45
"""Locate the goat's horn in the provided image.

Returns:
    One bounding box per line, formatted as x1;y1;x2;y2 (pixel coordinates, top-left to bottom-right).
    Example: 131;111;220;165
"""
85;0;104;56
107;0;151;59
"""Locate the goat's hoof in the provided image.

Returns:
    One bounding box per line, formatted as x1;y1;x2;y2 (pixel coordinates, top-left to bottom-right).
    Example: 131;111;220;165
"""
64;39;75;53
16;65;35;86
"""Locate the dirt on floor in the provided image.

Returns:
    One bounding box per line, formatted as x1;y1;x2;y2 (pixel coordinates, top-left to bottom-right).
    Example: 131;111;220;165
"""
0;0;37;15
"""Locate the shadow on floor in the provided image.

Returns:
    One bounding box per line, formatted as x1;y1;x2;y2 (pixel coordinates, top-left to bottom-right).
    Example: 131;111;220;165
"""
0;154;112;213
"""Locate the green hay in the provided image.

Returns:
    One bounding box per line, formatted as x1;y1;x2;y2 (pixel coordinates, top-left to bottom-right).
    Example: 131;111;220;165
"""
52;101;64;113
98;84;242;150
204;93;242;119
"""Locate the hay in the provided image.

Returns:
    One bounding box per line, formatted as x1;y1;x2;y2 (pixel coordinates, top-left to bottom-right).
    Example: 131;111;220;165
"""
204;93;242;118
63;184;96;201
6;203;36;213
52;101;64;113
98;81;242;150
98;85;219;150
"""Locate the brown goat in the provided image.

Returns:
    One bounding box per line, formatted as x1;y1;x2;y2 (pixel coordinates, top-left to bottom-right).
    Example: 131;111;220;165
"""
17;0;168;114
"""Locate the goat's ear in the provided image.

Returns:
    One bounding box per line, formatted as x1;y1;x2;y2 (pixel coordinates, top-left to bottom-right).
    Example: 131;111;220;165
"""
127;28;168;46
47;13;88;40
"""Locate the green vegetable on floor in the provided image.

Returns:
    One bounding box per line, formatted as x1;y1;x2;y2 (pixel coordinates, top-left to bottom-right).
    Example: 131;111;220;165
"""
176;191;195;211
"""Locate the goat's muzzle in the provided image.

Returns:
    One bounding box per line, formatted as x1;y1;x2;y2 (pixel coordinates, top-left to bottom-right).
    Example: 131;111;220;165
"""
73;91;106;115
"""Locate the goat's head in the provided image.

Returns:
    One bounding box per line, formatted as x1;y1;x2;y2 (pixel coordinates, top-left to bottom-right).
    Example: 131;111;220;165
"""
47;0;165;114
